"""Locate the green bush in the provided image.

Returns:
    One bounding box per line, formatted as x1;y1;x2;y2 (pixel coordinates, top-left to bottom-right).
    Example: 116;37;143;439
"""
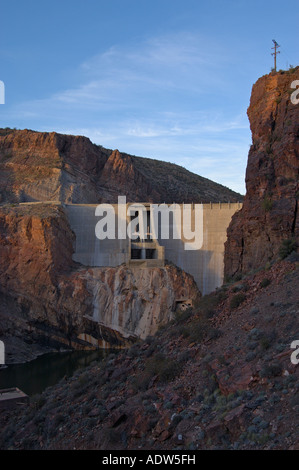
259;337;271;351
174;308;193;324
262;196;273;212
196;291;227;318
279;238;298;259
260;362;282;378
260;278;271;288
31;394;46;410
230;293;246;309
133;353;181;391
145;353;180;383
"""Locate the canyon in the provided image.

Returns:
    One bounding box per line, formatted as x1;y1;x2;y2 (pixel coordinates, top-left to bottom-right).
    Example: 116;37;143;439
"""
0;130;241;359
0;68;298;451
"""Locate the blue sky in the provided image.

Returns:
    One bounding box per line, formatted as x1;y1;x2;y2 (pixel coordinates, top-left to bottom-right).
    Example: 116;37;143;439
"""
0;0;298;194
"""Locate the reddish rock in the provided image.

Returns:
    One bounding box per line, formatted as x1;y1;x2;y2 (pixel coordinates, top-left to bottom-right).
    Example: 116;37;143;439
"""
0;204;200;357
224;404;246;438
210;358;254;395
0;128;241;204
225;68;299;278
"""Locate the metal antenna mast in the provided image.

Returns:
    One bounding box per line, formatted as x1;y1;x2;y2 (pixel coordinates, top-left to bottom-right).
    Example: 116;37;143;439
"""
271;39;280;71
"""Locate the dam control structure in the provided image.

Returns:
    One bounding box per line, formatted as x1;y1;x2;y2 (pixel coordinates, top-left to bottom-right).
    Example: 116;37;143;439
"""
65;202;242;295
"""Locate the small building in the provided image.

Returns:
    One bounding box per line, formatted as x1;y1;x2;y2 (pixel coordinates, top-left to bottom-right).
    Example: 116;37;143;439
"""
0;387;29;410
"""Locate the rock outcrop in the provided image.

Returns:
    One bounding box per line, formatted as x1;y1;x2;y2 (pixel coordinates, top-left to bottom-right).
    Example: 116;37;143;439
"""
225;68;299;278
0;128;242;204
0;204;200;361
0;128;242;358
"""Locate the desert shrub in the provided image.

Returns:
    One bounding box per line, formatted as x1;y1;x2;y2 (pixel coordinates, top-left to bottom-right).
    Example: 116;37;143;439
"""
0;127;17;136
133;353;181;391
259;337;271;350
53;413;66;427
177;350;190;363
279;238;298;259
106;428;122;444
248;328;262;340
144;343;157;357
232;284;244;293
286;251;299;262
188;320;209;342
31;394;46;410
262;195;273;212
127;342;141;358
246;351;257;362
177;325;191;338
230;293;246;309
195;291;227;318
288;65;296;73
259;362;283;378
260;278;271;288
145;353;180;383
174;308;193;324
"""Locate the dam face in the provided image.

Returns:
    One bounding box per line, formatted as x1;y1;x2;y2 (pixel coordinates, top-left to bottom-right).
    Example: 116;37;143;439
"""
65;202;241;295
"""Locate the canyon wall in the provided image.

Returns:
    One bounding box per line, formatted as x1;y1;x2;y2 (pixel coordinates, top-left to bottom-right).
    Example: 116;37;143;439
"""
0;204;200;361
0;128;242;204
225;68;299;278
0;128;242;358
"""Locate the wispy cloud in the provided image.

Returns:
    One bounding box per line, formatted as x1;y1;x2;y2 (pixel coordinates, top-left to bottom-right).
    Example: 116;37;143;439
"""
3;31;250;194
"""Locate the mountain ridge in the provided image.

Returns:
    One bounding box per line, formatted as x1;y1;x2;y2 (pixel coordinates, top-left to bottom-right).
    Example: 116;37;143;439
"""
0;128;242;204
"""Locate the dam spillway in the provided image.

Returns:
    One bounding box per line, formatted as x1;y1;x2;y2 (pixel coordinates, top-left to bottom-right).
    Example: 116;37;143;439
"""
64;202;242;295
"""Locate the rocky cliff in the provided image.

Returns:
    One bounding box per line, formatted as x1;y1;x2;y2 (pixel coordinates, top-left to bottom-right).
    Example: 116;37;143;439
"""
0;127;245;359
225;68;299;278
0;128;242;204
0;204;200;361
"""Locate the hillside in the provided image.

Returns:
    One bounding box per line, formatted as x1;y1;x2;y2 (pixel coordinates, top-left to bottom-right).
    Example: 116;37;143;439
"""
0;69;298;451
0;259;298;450
0;128;242;204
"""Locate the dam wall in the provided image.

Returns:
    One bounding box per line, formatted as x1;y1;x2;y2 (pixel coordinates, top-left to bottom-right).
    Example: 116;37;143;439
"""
157;202;241;295
65;204;129;267
65;202;242;295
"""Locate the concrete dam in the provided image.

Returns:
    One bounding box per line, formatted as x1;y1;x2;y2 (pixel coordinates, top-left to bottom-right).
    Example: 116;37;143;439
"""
65;202;242;295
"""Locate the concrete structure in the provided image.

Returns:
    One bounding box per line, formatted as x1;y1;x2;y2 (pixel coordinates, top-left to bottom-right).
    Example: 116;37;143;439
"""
65;202;242;295
0;388;29;409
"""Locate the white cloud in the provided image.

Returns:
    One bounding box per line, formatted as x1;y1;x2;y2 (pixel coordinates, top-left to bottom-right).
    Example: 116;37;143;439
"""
4;31;250;194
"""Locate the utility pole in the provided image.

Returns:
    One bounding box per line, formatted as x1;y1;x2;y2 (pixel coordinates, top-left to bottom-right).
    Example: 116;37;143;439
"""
271;39;280;72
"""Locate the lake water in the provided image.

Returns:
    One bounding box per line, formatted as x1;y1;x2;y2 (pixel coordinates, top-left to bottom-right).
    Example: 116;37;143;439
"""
0;349;112;396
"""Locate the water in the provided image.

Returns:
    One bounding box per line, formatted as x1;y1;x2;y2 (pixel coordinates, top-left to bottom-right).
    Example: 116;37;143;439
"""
0;349;111;396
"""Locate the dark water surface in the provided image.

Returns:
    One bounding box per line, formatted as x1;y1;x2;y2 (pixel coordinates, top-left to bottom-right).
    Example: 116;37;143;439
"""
0;349;111;396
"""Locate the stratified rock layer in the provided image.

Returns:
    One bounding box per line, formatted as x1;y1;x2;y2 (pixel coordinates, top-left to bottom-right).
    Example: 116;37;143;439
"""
0;128;242;204
225;68;299;278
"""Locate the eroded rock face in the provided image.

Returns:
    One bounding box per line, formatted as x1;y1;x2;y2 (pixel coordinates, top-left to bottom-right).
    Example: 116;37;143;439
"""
0;130;109;204
225;69;299;278
0;128;242;204
78;264;200;340
0;205;200;359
